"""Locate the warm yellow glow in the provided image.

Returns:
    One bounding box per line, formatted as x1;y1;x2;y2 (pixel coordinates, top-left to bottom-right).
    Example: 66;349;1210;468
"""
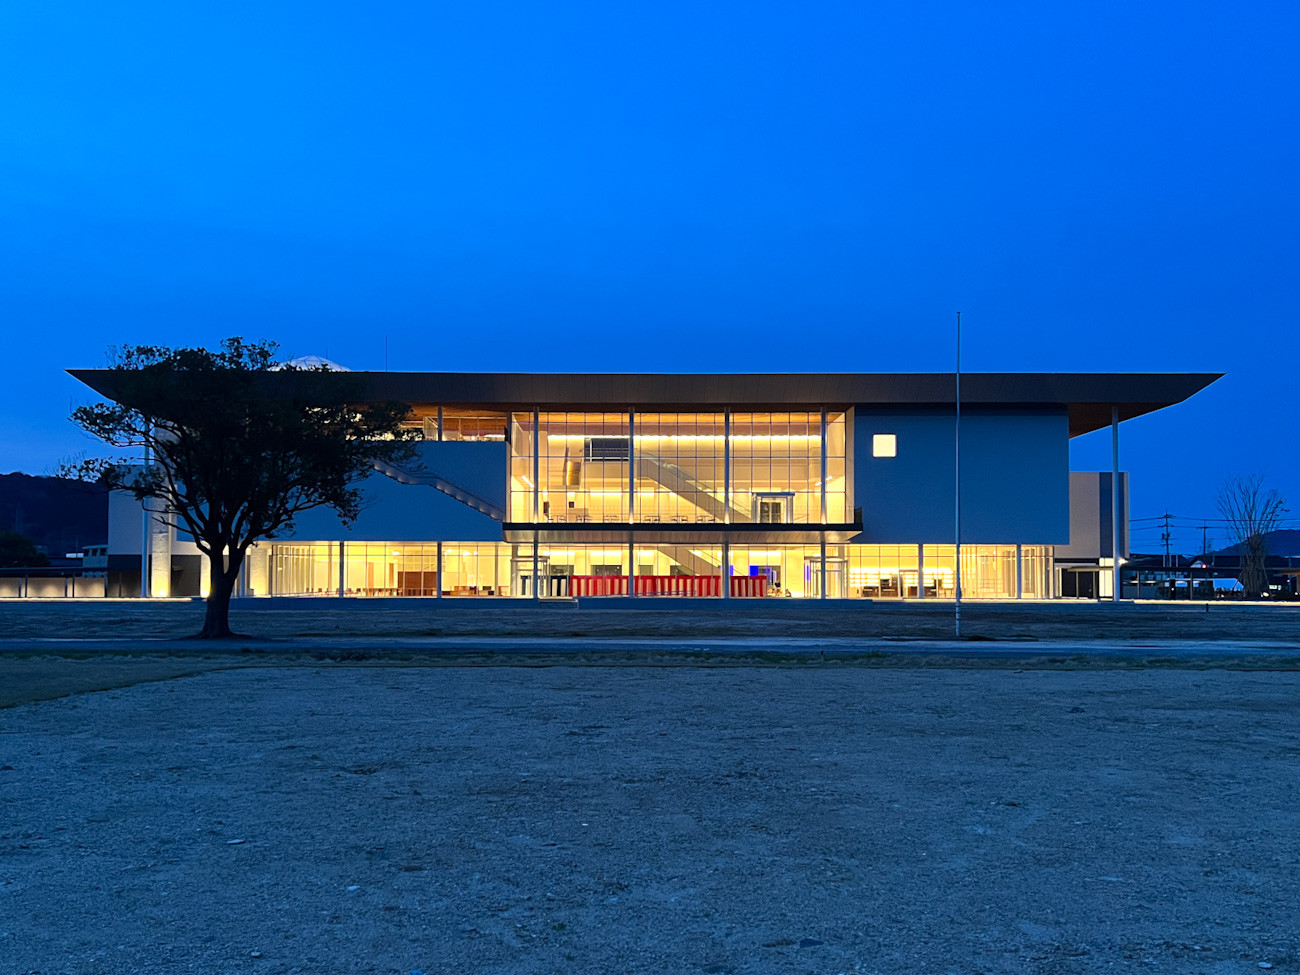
872;434;897;458
545;434;821;443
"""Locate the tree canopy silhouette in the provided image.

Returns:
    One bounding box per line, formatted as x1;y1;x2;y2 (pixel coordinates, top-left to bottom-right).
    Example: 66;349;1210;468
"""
68;338;415;637
0;531;49;568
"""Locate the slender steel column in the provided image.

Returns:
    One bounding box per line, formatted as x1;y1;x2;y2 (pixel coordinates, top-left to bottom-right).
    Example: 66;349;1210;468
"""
628;409;636;523
1112;406;1121;602
532;408;540;522
437;405;444;442
628;539;636;599
436;542;442;599
819;535;827;600
723;411;732;524
338;541;346;598
1016;543;1023;599
916;544;925;599
820;408;828;525
532;532;539;601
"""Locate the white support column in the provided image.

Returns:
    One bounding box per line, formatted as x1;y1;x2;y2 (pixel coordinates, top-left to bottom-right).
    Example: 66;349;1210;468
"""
338;541;346;597
140;439;151;598
1112;406;1121;603
140;498;152;598
721;541;730;600
436;542;442;599
628;540;636;599
628;409;636;524
147;507;172;598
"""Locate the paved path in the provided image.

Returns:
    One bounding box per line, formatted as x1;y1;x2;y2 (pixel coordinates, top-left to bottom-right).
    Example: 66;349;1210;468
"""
2;633;1299;662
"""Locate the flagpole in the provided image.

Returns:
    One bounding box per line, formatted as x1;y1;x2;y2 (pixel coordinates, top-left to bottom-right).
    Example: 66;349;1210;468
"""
955;311;962;639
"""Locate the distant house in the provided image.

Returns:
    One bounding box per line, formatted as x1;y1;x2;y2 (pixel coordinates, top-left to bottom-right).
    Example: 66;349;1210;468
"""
1122;553;1300;600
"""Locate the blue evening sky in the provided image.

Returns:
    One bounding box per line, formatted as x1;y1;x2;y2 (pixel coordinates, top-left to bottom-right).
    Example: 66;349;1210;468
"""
2;1;1296;552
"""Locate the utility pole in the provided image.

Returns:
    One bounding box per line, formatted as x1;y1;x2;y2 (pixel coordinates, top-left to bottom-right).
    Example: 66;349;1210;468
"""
954;311;962;639
1196;524;1211;557
1162;512;1172;569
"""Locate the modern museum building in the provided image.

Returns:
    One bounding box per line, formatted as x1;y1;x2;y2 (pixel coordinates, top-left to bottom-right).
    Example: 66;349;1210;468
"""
69;370;1220;603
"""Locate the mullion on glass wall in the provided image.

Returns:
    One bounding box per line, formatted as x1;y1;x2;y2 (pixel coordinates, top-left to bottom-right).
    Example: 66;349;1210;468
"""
532;409;541;521
723;411;731;523
631;412;723;525
536;412;631;524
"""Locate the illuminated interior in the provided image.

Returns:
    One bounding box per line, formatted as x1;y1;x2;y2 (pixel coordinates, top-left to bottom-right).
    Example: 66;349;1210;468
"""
401;407;508;442
251;403;1050;601
258;542;1054;599
506;411;847;524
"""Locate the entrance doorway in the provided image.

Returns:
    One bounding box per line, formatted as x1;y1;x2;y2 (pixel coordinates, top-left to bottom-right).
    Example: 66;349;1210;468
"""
805;556;847;598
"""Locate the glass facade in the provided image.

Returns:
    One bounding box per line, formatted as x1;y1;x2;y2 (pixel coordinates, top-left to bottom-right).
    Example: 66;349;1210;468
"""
539;412;631;523
847;544;923;598
506;410;848;526
634;413;725;523
258;541;1054;599
729;544;830;598
402;408;508;442
254;406;1053;602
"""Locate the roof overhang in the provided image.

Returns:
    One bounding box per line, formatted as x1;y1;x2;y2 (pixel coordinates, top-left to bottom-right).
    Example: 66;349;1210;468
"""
67;370;1223;438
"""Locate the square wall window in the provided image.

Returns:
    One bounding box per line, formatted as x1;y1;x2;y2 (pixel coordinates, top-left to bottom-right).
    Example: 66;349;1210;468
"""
872;434;897;458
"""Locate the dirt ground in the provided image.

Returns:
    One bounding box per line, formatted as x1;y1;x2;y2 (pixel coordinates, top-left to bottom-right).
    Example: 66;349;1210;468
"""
2;602;1297;973
2;665;1297;975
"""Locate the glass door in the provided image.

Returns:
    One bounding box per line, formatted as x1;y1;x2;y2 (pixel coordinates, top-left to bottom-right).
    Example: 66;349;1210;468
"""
805;556;847;598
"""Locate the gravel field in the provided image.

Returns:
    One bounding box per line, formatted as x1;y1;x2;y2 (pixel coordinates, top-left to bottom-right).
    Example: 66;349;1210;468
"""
3;665;1298;975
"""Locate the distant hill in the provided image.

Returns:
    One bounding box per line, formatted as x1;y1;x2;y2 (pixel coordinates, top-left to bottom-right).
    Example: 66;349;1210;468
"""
0;472;107;556
1211;529;1300;558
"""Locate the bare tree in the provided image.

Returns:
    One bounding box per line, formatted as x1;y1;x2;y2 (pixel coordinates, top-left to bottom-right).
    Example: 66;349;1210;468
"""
1217;475;1287;599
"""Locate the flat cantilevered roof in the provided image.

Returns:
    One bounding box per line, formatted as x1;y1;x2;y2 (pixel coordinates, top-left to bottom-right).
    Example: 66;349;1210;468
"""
67;370;1222;438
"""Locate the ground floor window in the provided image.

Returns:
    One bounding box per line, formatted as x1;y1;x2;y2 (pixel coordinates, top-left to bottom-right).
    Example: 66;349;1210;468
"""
251;541;1054;599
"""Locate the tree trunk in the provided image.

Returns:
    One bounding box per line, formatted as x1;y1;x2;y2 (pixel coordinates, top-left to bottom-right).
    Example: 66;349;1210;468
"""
1242;535;1268;599
196;548;245;639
